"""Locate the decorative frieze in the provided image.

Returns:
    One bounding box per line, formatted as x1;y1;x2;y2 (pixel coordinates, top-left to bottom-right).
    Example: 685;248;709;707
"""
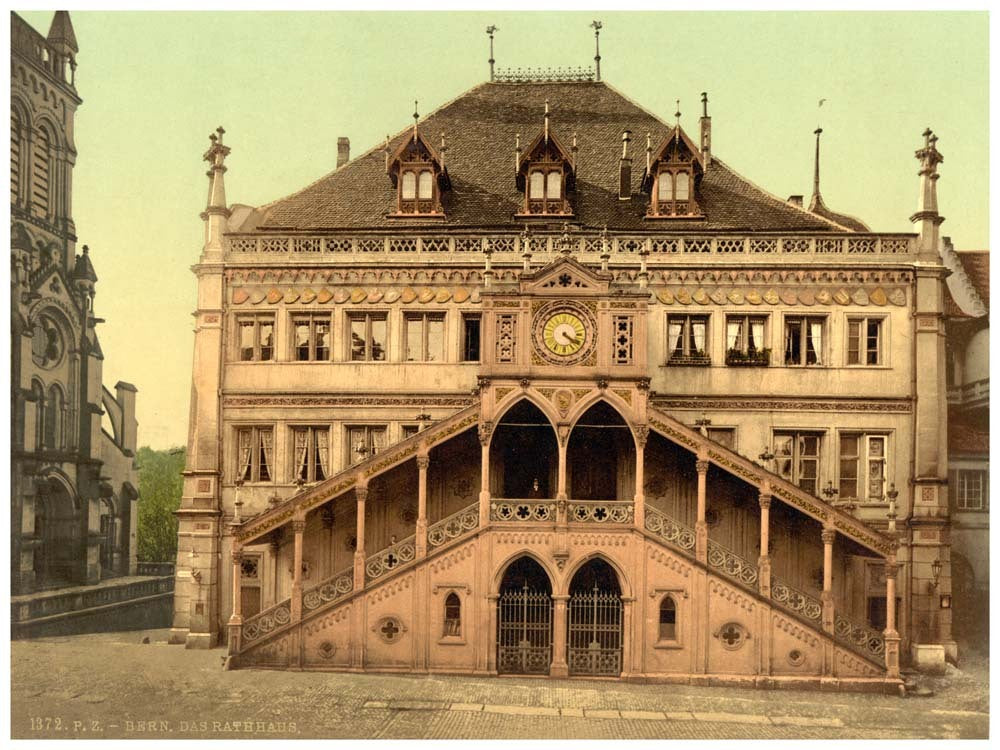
224;395;475;408
655;397;912;414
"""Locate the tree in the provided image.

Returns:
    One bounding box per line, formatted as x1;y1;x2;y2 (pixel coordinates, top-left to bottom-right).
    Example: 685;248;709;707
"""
136;446;185;562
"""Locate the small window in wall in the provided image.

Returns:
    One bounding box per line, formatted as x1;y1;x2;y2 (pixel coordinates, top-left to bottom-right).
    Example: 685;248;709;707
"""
706;427;735;450
847;317;884;366
775;431;821;495
956;469;988;511
784;316;824;366
292;314;331;361
867;596;901;631
402;424;420;440
659;595;677;640
237;316;275;362
444;592;461;636
237;426;274;483
462;314;481;362
726;315;768;365
666;315;709;363
347;425;387;465
405;313;445;362
349;313;387;361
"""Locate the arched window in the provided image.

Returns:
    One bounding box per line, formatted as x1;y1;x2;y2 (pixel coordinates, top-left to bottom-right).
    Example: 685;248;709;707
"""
11;109;22;204
444;592;461;636
401;171;416;200
657;172;672;201
658;595;677;640
31;380;45;452
417;170;433;200
675;172;690;202
45;385;65;450
32;126;52;218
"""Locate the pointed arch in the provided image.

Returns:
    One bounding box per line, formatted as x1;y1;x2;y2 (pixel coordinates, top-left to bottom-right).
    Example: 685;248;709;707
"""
563;551;632;599
45;382;66;450
491;550;558;596
491;392;561;443
566;392;636;442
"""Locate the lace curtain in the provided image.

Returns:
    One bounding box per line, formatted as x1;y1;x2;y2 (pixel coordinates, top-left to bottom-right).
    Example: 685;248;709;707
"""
238;428;252;481
259;429;273;481
294;429;309;481
808;320;823;365
315;429;329;480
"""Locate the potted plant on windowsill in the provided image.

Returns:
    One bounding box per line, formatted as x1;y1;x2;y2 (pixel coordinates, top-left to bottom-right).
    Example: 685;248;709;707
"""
725;347;770;366
666;350;711;366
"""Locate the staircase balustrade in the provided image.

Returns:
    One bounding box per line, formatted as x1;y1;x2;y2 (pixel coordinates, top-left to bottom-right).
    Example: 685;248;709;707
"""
567;500;633;524
427;503;479;548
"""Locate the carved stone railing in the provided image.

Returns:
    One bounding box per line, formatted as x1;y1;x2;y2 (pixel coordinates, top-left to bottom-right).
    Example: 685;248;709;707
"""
707;540;759;587
365;535;416;583
770;576;823;623
10;576;175;623
643;507;696;553
301;567;354;613
241;598;291;645
568;500;633;524
427;503;479;548
136;561;176;577
490;500;556;523
225;233;916;262
834;614;886;661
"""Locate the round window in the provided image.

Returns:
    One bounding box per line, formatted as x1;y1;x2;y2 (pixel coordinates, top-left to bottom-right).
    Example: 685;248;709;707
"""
31;315;64;369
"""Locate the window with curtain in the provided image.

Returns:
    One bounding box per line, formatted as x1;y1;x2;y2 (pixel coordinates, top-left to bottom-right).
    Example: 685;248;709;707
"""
525;167;566;214
236;316;275;361
838;433;887;501
659;595;677;640
847;317;884;365
292;314;331;361
417;170;433;200
349;313;387;361
401;171;416;200
404;313;445;362
784;316;825;366
725;315;768;364
675;172;690;201
236;426;274;482
529;170;545;199
666;315;709;362
347;425;388;465
774;431;821;494
444;592;461;636
657;172;673;201
293;426;329;483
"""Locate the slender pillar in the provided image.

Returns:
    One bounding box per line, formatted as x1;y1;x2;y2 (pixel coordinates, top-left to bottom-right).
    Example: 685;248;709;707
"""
556;431;568;501
478;423;491;525
633;426;647;529
821;526;835;634
353;486;368;590
416;453;429;559
227;545;243;656
884;554;901;679
620;597;634;679
290;517;306;623
550;594;569;677
695;456;709;563
758;489;772;597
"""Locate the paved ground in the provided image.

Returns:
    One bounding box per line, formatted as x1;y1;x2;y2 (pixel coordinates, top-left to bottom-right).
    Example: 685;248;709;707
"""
9;629;989;739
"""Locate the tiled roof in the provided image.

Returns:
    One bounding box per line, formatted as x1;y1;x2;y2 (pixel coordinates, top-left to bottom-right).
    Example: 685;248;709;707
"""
945;251;989;318
809;194;870;232
255;81;846;233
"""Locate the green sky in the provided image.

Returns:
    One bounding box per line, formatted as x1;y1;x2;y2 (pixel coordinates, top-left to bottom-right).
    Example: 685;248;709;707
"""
15;11;989;449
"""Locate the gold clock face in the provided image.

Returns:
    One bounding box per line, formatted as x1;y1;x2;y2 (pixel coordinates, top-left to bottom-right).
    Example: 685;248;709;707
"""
542;312;586;356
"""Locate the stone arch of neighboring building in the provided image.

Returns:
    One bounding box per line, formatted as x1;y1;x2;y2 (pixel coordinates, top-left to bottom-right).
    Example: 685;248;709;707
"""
33;469;84;586
566;399;637;502
488;398;559;500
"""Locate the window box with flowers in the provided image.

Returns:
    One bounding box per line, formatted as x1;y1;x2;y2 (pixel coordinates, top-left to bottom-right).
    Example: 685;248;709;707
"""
725;348;770;366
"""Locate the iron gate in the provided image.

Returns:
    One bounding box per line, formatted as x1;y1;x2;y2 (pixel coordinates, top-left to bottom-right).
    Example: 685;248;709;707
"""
497;584;553;674
567;586;623;676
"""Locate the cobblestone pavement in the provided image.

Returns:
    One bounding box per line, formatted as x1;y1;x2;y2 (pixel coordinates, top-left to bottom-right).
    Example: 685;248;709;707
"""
9;630;989;740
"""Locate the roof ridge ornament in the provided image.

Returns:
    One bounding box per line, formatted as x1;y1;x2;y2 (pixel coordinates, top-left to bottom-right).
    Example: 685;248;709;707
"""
412;101;419;141
590;20;603;82
493;65;595;84
486;25;498;82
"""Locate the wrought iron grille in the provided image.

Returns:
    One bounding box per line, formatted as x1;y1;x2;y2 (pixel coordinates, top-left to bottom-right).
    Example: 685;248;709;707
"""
427;503;479;548
497;585;553;674
770;576;823;622
834;614;886;660
301;567;354;612
567;586;623;676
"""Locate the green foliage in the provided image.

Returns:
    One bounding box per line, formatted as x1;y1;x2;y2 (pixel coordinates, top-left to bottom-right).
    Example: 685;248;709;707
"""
136;446;186;562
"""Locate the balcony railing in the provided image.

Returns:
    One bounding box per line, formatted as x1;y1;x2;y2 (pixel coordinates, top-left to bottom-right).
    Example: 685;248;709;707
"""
242;598;292;645
707;540;759;586
365;535;416;583
568;500;633;524
490;500;556;523
770;576;823;623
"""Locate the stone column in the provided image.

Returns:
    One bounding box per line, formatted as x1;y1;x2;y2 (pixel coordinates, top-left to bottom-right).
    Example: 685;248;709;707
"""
620;596;634;679
821;526;835;634
695;456;709;563
478;422;491;526
556;425;569;502
416;453;429;559
290;517;306;623
633;426;648;529
353;486;368;591
550;594;569;678
227;546;243;656
758;489;772;598
884;555;901;679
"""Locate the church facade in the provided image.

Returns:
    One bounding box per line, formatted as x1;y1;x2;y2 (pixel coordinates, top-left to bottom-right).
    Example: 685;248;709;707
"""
170;65;957;690
11;11;140;596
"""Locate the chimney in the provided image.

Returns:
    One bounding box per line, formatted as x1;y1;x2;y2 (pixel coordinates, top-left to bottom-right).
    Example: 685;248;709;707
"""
337;137;350;169
787;195;803;207
619;130;632;200
699;92;712;165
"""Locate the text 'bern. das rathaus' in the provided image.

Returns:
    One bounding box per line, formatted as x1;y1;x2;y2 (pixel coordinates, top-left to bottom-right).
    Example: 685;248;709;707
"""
170;25;960;693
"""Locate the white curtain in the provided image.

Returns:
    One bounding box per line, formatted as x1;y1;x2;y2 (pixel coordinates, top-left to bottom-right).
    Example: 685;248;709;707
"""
238;429;252;481
691;320;705;354
658;172;672;201
316;429;329;480
401;171;416;200
675;172;689;201
726;320;739;351
668;321;683;355
546;171;561;200
750;319;764;351
260;429;273;480
809;320;823;365
294;429;309;481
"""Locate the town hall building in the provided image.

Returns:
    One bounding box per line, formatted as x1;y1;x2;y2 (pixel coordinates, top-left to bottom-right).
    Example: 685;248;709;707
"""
169;44;960;691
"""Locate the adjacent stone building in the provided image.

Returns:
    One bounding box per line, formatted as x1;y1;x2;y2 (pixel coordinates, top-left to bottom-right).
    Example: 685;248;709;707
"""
170;57;962;688
10;11;140;596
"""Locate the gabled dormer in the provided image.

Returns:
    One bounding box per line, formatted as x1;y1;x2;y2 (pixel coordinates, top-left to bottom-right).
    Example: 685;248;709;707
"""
515;101;577;217
641;125;705;219
387;112;450;218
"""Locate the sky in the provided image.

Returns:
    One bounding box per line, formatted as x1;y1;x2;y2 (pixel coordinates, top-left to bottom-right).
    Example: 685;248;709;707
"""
14;10;990;450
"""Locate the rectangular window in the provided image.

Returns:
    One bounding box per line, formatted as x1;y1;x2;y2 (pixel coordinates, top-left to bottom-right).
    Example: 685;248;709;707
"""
725;315;768;365
236;316;275;362
292;426;330;483
292;315;331;361
236;426;274;483
956;469;988;511
838;433;887;502
784;316;824;366
349;313;387;361
461;314;481;362
706;427;736;450
666;315;709;363
613;315;634;365
847;317;884;365
774;431;821;495
346;425;387;465
404;313;445;362
401;424;420;440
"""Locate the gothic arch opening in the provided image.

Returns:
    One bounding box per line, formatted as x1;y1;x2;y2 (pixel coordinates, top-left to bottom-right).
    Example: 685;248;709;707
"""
490;400;557;499
33;476;82;587
496;555;553;674
566;557;624;675
568;400;635;501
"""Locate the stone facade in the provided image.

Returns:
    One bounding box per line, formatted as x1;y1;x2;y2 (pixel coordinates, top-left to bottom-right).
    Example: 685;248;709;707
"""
10;11;140;595
170;71;958;685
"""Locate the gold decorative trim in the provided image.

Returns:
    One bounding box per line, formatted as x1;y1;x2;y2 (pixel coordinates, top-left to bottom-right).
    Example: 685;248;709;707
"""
652;397;912;413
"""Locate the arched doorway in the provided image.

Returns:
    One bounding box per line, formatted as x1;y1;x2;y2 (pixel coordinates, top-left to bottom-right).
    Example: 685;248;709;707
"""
33;477;82;587
490;400;558;499
496;556;553;674
568;401;635;501
567;557;624;676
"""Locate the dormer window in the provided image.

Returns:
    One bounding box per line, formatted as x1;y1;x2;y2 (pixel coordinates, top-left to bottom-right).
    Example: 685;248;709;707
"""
527;166;565;214
386;123;449;218
516;102;576;218
643;125;705;219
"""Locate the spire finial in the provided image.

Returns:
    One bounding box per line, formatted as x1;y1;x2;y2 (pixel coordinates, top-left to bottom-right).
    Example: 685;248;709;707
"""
813;126;823;200
544;100;550;143
675;100;681;127
645;132;652;171
413;101;419;140
701;92;708;117
487;25;498;82
590;20;603;82
216;125;225;144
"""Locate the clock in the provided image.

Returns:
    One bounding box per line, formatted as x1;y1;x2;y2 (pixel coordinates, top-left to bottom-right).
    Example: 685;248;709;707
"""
542;312;586;356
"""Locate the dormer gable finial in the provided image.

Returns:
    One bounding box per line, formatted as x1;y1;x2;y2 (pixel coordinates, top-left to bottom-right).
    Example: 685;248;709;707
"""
515;132;521;172
413;101;419;141
645;132;652;171
675;100;681;127
544;100;550;143
384;134;391;173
